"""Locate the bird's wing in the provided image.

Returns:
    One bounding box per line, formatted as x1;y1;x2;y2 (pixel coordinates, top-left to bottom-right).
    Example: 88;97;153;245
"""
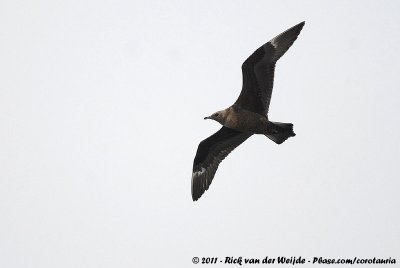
191;127;252;201
235;21;305;115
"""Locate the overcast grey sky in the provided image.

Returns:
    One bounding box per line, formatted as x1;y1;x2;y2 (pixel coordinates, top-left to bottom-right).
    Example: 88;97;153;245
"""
0;0;399;267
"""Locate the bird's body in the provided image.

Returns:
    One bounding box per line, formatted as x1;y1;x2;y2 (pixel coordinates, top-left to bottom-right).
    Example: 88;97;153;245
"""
212;105;269;134
191;22;305;201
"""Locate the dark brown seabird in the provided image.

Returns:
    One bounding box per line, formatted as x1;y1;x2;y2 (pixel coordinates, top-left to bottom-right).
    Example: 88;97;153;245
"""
191;22;305;201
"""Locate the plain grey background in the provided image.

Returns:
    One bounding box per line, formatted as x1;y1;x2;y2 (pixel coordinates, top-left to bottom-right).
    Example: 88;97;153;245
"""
1;0;399;267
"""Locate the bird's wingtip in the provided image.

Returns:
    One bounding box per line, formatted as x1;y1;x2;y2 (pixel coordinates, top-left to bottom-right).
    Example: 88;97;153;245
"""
192;192;201;202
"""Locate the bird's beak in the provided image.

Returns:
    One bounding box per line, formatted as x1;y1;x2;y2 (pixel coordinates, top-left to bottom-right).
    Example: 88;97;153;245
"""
204;116;211;120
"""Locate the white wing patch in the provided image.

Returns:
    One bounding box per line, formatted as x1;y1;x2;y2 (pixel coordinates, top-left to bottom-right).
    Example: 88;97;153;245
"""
270;38;278;48
192;167;206;178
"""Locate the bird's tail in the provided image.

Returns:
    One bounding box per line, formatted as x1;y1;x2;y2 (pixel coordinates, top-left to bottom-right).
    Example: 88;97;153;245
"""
265;122;295;144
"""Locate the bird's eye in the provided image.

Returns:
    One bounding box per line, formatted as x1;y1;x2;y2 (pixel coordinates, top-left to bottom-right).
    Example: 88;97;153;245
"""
213;113;219;117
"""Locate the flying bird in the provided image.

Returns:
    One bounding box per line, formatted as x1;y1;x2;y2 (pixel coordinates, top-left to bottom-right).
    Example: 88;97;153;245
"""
191;22;305;201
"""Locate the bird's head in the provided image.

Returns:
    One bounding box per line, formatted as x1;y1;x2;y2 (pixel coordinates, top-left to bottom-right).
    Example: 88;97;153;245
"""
204;110;227;124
